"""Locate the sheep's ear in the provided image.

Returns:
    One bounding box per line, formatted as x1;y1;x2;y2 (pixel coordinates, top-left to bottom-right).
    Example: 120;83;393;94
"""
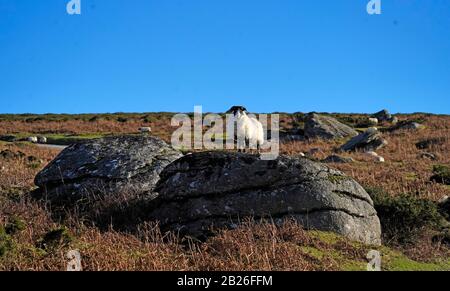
226;106;237;114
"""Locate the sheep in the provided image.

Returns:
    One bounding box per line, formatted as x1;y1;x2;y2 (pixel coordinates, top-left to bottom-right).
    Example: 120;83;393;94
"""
139;127;152;134
366;151;385;163
38;136;47;144
227;106;264;153
368;118;379;125
27;136;38;143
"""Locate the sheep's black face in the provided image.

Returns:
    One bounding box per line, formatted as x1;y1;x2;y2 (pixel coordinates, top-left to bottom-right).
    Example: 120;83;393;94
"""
227;106;248;116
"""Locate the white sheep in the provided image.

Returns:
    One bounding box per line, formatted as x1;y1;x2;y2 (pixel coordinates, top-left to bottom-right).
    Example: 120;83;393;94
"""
366;151;385;163
227;106;264;152
368;118;379;125
27;136;38;143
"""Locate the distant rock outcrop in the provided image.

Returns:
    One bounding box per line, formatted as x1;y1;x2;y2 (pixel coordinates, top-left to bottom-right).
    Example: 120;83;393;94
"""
372;109;397;123
340;128;387;152
304;113;358;140
388;121;424;132
416;137;446;150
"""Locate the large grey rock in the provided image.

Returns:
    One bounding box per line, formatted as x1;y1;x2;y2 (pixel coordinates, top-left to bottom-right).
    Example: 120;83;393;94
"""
33;135;183;222
149;151;381;245
304;113;358;140
340;128;387;152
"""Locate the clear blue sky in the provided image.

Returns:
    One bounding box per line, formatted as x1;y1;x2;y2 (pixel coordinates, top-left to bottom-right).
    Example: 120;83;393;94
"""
0;0;449;114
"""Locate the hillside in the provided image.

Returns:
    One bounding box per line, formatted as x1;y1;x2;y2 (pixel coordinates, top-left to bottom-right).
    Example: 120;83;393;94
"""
0;112;449;271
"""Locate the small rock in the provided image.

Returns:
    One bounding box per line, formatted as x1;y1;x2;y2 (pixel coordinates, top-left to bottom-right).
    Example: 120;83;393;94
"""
439;196;449;204
419;152;438;161
389;121;424;132
366;151;379;158
139;127;152;133
340;128;388;152
322;155;355;164
376;156;385;163
400;122;423;130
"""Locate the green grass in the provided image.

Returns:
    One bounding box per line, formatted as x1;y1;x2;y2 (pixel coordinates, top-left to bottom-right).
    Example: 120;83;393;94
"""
307;231;450;271
380;247;450;271
0;112;175;122
0;133;107;145
431;165;450;185
45;134;106;145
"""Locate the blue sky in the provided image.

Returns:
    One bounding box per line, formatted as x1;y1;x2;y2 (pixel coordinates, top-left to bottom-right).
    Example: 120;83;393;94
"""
0;0;449;114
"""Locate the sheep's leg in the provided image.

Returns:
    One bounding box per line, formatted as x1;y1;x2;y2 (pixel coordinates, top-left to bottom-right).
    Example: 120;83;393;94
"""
248;138;259;155
237;138;245;153
245;138;251;153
